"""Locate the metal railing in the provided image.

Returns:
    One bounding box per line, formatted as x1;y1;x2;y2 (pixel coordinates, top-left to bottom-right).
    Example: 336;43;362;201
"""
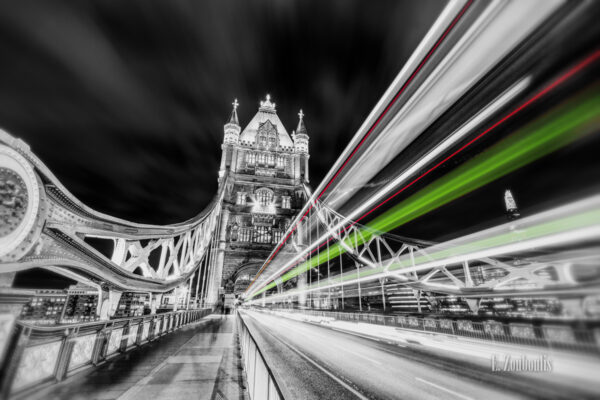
265;308;600;354
237;311;284;400
0;308;212;399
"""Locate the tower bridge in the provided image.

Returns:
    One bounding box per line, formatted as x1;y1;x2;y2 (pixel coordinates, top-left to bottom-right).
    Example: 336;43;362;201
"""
1;0;600;398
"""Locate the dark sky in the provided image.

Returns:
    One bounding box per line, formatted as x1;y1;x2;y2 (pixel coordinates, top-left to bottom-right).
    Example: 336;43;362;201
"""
0;0;444;225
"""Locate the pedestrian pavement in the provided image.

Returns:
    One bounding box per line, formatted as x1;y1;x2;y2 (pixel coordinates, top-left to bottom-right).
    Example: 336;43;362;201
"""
39;314;247;400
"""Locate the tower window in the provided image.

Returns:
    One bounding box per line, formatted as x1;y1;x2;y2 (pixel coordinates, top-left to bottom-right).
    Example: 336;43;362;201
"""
259;135;267;147
272;229;283;244
236;192;247;206
277;155;286;169
281;196;291;209
257;152;267;165
246;152;256;166
255;188;274;206
239;228;251;242
255;226;271;243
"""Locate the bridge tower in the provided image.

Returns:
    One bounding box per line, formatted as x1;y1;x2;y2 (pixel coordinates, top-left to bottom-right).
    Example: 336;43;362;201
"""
208;95;310;304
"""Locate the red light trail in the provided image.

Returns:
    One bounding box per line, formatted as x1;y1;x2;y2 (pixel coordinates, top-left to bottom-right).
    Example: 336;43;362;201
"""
244;0;474;294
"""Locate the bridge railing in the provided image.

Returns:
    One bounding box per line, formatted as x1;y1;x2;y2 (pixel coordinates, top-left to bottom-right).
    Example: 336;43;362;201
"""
264;308;600;355
0;308;211;399
237;311;284;400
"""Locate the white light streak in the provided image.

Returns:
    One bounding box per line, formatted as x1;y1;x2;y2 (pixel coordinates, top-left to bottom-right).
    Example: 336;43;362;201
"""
247;77;531;298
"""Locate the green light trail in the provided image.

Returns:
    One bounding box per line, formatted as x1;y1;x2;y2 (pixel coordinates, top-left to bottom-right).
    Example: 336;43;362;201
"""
257;206;600;300
249;91;600;299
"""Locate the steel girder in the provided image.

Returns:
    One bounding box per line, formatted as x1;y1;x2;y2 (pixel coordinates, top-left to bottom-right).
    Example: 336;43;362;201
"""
0;129;221;292
309;197;599;299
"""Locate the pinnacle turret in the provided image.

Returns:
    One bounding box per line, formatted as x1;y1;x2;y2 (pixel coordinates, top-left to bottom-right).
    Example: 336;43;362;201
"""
293;109;309;154
223;98;241;145
227;98;240;126
295;109;308;137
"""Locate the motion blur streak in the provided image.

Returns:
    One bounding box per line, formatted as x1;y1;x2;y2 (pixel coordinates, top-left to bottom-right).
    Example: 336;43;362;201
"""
248;86;600;298
246;0;573;296
244;0;474;292
249;77;532;294
246;48;600;298
247;193;600;302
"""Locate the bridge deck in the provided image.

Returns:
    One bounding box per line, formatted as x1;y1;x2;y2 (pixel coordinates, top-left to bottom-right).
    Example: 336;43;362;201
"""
39;314;246;400
241;310;597;400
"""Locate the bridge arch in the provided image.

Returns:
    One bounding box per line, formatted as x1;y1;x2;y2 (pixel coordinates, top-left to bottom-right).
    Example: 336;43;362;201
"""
230;263;261;295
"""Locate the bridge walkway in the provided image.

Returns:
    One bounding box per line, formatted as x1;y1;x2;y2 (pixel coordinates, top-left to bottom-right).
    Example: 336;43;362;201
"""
37;314;246;400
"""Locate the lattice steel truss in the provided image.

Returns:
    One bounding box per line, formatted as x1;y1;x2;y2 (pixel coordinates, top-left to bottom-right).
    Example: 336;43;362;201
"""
0;130;221;293
311;198;587;298
247;182;597;305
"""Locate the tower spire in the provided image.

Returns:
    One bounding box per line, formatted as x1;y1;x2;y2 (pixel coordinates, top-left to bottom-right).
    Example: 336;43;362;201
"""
293;108;309;157
296;109;308;136
228;98;239;125
223;98;241;146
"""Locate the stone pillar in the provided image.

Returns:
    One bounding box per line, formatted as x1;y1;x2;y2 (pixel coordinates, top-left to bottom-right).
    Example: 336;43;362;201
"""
99;288;123;320
293;154;301;181
218;144;227;179
230;147;239;172
210;210;229;306
150;293;163;314
303;155;309;183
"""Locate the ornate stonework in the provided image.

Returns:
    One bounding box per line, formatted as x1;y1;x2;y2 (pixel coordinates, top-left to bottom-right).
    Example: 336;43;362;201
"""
214;95;310;297
0;167;28;237
0;145;45;261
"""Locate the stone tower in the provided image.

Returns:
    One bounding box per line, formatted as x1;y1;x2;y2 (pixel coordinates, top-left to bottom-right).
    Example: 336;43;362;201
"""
208;95;310;303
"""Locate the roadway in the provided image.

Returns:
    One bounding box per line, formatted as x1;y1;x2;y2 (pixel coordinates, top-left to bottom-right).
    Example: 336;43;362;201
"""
241;310;589;400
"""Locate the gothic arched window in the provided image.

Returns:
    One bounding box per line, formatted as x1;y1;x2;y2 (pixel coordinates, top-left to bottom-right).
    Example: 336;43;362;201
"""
236;192;247;206
256;120;278;150
259;135;267;147
277;155;286;169
255;187;274;206
239;228;251;242
255;226;271;243
272;229;283;243
257;152;267;165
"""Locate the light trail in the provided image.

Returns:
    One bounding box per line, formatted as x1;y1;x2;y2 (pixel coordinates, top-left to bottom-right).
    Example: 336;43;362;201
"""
248;77;532;296
243;0;475;294
322;0;563;211
247;88;600;299
246;50;600;299
247;194;600;304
